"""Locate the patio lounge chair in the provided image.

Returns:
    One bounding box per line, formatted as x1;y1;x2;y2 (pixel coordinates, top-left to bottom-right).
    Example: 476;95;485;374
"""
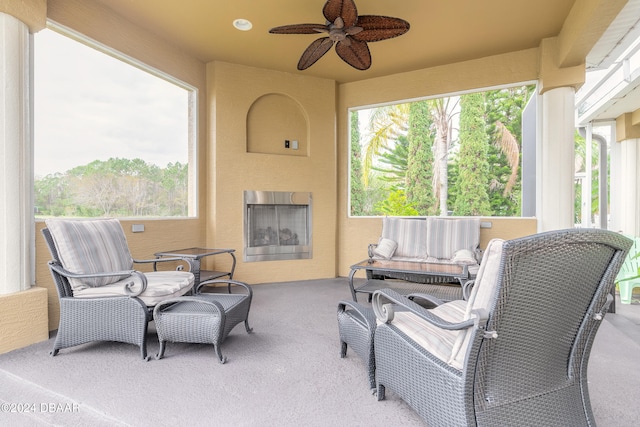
42;218;195;360
615;235;640;304
372;228;631;426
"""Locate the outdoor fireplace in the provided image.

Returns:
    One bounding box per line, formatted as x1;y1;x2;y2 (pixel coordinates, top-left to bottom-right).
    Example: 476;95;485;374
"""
243;191;312;262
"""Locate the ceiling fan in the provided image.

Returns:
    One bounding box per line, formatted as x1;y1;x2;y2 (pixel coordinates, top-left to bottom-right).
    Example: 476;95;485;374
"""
269;0;410;71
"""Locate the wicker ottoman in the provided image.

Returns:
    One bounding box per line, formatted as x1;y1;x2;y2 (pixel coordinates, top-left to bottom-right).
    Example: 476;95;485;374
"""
153;284;253;363
337;300;377;390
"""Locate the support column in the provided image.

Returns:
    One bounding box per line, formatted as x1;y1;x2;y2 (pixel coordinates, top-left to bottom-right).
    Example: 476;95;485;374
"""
536;87;576;232
0;12;31;295
617;138;640;236
0;2;49;355
614;112;640;236
608;129;622;232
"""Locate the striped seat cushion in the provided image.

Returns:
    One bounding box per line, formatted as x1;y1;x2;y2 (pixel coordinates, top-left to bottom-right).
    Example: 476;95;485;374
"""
388;239;504;370
73;270;194;306
45;218;134;292
390;300;467;366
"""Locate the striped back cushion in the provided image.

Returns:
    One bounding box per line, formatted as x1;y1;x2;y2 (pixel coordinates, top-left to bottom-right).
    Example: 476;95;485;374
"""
381;217;428;258
45;219;133;291
426;217;480;260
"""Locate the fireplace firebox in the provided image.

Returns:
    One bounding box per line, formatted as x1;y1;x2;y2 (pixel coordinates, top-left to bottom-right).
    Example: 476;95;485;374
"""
243;191;312;262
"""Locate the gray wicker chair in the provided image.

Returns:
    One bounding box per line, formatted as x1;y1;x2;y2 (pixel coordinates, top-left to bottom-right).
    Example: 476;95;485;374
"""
372;228;631;427
42;219;195;360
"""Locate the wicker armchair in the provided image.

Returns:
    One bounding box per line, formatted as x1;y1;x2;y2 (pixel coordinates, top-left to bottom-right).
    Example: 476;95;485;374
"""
372;229;631;426
42;219;195;360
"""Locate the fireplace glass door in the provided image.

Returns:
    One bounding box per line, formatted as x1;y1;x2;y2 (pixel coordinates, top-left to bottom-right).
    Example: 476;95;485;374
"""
244;191;312;261
248;205;308;248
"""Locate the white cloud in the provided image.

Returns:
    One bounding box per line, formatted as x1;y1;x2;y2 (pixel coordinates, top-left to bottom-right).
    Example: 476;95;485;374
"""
34;29;189;177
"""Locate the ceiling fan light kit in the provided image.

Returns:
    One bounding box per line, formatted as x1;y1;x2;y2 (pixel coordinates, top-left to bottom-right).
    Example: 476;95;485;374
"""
269;0;410;71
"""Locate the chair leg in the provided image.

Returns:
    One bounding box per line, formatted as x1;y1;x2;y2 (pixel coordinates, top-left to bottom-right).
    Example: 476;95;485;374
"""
619;282;632;304
244;319;253;333
156;340;167;360
377;384;385;400
340;341;347;358
214;344;227;364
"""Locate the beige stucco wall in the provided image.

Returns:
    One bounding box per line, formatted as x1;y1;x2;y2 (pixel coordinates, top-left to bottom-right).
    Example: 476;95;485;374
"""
206;61;337;283
336;49;541;276
0;287;49;353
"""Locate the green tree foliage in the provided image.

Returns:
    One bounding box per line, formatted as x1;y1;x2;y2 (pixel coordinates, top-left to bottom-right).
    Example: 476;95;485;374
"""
452;92;492;216
34;173;73;216
406;100;437;215
349;111;366;216
34;158;188;217
350;85;534;217
484;85;534;216
372;135;409;187
370;137;416;216
574;130;602;224
362;103;409;185
374;189;419;216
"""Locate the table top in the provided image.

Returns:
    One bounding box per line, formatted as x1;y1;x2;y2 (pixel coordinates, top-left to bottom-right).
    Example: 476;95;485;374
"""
351;259;467;276
155;247;235;259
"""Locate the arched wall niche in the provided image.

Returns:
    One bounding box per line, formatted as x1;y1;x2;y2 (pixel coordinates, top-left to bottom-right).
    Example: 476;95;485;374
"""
246;93;309;156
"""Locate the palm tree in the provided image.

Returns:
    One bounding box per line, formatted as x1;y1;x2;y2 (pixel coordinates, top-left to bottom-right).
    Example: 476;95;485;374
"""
494;121;520;196
361;103;409;185
430;97;459;215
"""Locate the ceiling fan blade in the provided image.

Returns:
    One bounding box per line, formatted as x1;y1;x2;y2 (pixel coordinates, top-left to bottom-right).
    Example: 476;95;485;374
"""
351;16;410;42
335;38;371;70
298;37;334;70
323;0;358;27
269;23;328;34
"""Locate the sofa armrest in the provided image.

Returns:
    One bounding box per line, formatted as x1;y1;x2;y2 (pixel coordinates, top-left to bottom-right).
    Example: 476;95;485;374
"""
367;243;378;259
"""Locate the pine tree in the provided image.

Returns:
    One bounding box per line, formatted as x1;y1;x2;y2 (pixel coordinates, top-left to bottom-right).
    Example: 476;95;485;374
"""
406;100;437;215
349;111;366;216
453;92;492;216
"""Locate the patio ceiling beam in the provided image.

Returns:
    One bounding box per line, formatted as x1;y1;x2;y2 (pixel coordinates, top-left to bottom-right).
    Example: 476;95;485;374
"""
556;0;628;69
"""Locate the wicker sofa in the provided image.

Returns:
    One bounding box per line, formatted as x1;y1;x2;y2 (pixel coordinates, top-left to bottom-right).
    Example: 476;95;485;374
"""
367;216;482;282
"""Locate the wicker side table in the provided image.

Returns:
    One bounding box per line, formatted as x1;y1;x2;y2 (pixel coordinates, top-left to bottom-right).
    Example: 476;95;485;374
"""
154;285;253;363
337;300;377;391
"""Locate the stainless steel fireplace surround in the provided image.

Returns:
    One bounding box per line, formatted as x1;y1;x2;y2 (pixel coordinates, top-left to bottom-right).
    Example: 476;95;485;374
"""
243;191;312;262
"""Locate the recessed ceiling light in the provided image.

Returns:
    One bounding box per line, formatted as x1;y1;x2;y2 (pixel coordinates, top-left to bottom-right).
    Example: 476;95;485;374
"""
233;19;253;31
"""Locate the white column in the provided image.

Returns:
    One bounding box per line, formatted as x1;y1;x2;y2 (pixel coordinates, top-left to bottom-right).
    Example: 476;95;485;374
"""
581;124;593;227
618;138;640;236
536;87;576;232
609;133;623;233
0;13;32;294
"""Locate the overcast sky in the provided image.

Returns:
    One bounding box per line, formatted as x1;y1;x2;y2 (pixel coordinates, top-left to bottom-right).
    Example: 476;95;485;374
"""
34;29;189;177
